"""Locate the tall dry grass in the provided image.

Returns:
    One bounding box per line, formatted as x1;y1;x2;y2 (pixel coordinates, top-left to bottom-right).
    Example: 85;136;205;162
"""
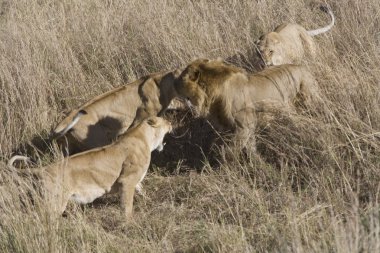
0;0;380;252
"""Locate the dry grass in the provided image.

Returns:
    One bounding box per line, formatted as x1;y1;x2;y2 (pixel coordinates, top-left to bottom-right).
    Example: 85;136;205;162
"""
1;0;380;252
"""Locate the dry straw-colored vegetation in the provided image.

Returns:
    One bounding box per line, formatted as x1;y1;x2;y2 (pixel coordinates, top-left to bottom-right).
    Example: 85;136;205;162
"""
1;0;380;252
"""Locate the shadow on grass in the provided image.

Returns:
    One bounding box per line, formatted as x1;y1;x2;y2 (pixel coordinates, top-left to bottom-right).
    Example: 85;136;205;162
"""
11;115;124;159
151;111;220;173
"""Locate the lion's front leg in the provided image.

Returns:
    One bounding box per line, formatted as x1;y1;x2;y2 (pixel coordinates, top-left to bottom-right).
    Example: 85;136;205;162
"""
298;72;327;116
129;107;150;130
119;180;138;218
118;162;147;219
232;107;258;152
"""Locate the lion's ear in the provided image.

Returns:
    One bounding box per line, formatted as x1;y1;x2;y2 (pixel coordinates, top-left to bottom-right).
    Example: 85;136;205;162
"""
188;68;201;82
146;117;158;127
268;33;280;44
173;68;182;78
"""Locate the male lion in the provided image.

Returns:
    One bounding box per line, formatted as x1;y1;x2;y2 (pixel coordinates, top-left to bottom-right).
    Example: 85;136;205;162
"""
255;4;335;66
53;70;181;154
174;59;319;148
8;116;172;217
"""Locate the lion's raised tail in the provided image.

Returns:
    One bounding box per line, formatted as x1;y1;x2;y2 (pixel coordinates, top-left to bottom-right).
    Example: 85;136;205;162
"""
7;155;31;170
307;4;335;36
52;110;87;138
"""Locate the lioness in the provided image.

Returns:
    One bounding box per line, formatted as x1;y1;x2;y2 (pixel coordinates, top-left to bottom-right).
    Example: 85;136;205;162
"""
256;4;335;66
174;59;319;148
53;70;181;154
8;116;172;217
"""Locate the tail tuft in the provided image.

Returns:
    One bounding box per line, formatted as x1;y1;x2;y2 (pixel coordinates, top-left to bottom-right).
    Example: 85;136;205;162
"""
7;155;31;170
78;110;87;116
52;110;87;138
319;4;329;13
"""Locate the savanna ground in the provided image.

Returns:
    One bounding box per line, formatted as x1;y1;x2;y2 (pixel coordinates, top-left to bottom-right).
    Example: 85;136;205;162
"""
1;0;380;252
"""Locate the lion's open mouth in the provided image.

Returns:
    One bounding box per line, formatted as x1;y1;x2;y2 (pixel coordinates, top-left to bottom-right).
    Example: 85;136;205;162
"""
186;97;206;117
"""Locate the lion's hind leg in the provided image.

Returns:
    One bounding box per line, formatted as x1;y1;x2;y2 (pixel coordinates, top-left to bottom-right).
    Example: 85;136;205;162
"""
296;71;329;117
300;73;321;105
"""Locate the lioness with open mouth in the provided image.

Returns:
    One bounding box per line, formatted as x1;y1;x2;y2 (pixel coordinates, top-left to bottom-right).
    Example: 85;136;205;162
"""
8;116;172;218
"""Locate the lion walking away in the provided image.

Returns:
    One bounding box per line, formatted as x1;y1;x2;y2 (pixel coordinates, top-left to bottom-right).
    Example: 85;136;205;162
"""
255;3;335;66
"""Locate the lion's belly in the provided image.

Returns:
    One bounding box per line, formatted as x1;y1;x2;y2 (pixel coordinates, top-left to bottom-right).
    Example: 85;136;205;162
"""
71;185;108;204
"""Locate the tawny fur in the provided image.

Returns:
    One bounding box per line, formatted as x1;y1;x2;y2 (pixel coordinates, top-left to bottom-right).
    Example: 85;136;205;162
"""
256;5;335;66
53;70;181;154
174;59;319;148
9;117;172;218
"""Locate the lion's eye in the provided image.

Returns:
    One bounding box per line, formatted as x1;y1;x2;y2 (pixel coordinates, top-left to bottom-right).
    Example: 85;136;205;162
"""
269;50;274;55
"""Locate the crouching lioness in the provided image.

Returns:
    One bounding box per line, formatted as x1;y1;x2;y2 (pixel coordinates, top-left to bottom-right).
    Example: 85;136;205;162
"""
53;70;181;154
174;59;319;149
8;116;172;217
